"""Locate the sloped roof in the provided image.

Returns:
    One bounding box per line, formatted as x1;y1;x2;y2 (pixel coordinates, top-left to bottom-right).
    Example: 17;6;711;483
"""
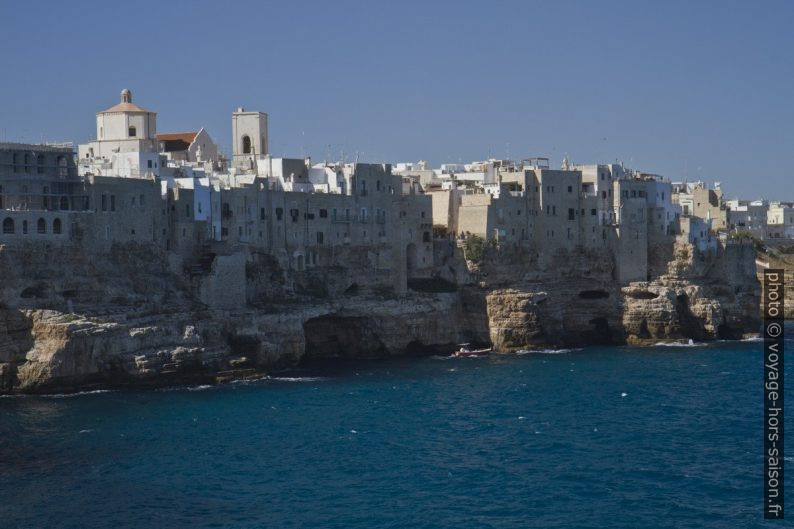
99;101;153;114
157;132;198;152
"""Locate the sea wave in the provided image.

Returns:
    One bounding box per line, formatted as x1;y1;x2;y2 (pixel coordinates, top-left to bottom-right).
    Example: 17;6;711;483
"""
42;389;114;399
653;340;702;347
268;376;327;383
1;389;115;399
516;348;581;355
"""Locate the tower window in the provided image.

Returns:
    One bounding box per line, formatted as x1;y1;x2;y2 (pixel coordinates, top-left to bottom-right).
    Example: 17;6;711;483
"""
242;135;251;154
129;126;137;137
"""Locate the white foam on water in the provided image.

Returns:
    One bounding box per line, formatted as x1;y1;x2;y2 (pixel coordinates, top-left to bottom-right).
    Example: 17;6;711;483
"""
621;392;628;398
186;384;213;391
79;429;93;434
269;376;327;383
41;389;114;399
653;340;702;347
516;348;581;355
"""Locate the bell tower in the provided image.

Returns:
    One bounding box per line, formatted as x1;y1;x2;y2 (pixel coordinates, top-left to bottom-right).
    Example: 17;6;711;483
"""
232;107;268;172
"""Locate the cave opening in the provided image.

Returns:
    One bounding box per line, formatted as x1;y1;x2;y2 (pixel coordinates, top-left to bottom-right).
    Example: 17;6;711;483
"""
579;290;610;300
302;315;387;362
587;317;613;345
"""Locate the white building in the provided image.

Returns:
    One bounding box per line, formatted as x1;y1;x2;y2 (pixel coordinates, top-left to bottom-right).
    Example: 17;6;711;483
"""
78;89;161;179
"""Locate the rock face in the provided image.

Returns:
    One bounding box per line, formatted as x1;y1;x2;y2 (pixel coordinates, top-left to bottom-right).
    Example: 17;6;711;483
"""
481;240;761;351
0;238;761;394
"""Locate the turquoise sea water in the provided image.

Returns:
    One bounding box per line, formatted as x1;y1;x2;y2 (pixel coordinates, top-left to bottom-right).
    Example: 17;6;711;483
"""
1;337;791;529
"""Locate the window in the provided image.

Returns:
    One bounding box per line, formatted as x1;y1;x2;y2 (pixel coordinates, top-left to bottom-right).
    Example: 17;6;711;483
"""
316;231;324;245
36;154;45;174
147;160;153;169
319;209;328;218
140;194;145;206
132;196;137;206
376;180;381;191
22;220;28;234
129;126;137;137
53;218;62;234
568;208;575;220
591;209;597;216
242;135;251;154
101;194;107;211
260;207;266;220
602;191;606;199
110;195;116;211
37;218;46;234
568;185;573;193
423;231;431;243
276;208;283;221
2;217;14;234
552;206;556;215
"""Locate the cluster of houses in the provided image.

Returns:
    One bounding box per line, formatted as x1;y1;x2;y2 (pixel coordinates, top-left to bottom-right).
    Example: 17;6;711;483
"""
0;89;787;298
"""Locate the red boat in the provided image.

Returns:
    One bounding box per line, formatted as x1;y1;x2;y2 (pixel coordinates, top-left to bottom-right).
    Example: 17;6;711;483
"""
453;344;491;357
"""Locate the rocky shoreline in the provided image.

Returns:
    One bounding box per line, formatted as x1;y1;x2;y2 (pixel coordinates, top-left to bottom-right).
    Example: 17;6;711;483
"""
0;239;763;394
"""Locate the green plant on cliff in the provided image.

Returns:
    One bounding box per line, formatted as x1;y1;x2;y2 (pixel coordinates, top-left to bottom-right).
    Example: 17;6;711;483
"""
730;230;763;251
463;235;486;265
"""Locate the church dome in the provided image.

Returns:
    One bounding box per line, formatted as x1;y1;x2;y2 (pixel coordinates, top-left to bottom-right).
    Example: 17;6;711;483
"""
99;88;153;114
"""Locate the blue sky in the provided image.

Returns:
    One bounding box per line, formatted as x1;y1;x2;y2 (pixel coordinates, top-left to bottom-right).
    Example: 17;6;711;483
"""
1;0;791;198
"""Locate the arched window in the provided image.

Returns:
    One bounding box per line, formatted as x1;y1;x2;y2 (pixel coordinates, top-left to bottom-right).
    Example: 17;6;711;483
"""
37;218;46;234
53;218;62;234
242;135;251;154
36;154;45;174
22;220;28;234
129;126;137;137
2;217;14;234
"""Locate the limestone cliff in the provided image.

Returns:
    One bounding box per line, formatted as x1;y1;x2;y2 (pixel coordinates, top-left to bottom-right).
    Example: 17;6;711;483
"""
0;237;761;394
474;240;760;351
